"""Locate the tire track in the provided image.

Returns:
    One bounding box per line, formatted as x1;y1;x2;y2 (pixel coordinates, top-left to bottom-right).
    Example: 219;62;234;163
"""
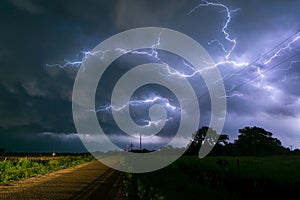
70;168;124;200
0;161;124;200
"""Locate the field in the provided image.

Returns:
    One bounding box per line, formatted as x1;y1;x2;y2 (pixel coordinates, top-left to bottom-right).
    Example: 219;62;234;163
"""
124;156;300;199
2;154;300;199
0;155;94;183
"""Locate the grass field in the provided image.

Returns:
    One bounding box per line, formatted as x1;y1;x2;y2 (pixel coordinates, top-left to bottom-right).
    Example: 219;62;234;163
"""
125;155;300;200
0;155;94;183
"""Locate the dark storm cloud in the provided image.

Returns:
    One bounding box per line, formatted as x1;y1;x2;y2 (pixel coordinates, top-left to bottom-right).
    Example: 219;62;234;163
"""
0;0;123;152
1;0;300;152
9;0;45;15
0;82;74;132
114;0;188;29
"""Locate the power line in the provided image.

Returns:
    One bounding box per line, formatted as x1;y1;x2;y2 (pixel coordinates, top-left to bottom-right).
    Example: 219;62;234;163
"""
198;29;300;100
258;29;300;58
223;29;300;83
228;51;300;93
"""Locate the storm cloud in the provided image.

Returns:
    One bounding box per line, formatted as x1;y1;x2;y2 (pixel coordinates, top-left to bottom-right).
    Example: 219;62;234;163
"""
1;0;300;152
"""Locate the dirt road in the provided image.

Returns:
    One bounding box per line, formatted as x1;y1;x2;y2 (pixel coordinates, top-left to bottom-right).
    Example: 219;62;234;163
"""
0;161;124;200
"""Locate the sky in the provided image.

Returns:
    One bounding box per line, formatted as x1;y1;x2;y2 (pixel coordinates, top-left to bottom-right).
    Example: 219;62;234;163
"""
1;0;300;152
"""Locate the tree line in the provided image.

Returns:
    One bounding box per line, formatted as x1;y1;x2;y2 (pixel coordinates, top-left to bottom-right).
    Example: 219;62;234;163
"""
185;126;295;156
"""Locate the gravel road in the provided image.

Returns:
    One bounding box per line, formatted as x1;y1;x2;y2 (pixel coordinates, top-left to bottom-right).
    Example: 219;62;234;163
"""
0;161;124;200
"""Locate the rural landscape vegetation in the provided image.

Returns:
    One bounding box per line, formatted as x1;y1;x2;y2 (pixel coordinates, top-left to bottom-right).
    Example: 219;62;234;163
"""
1;126;300;199
0;153;93;183
122;126;300;199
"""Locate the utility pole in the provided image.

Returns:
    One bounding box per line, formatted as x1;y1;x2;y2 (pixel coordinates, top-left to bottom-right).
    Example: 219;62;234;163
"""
139;132;142;151
130;142;133;151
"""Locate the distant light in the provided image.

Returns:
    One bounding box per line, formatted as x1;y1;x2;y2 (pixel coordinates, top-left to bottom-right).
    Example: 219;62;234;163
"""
52;152;56;156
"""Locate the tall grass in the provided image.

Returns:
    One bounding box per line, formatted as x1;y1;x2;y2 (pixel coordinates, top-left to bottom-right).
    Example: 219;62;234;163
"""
0;156;94;183
125;156;300;200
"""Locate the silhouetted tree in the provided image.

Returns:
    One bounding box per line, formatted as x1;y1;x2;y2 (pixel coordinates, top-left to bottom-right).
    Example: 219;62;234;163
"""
217;134;229;146
211;134;230;155
293;148;300;155
186;127;229;156
185;126;209;156
234;126;284;155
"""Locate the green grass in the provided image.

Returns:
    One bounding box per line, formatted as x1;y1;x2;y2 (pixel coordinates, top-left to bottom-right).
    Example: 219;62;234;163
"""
179;156;300;183
125;156;300;200
0;155;94;183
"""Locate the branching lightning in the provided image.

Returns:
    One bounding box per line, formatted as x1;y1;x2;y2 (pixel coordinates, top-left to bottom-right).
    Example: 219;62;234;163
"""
188;0;248;68
48;0;300;108
44;4;298;160
261;33;300;65
47;0;254;130
85;96;177;129
47;1;300;100
46;33;203;78
47;0;249;79
86;96;178;113
46;51;94;68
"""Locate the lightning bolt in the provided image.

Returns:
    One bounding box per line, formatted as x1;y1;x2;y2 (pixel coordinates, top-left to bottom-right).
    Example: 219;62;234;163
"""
46;51;94;68
86;96;177;130
46;33;216;80
86;96;178;113
46;33;162;69
188;0;248;68
262;33;300;65
48;0;255;116
221;84;244;98
224;93;244;98
47;0;251;81
139;117;173;128
188;0;298;95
